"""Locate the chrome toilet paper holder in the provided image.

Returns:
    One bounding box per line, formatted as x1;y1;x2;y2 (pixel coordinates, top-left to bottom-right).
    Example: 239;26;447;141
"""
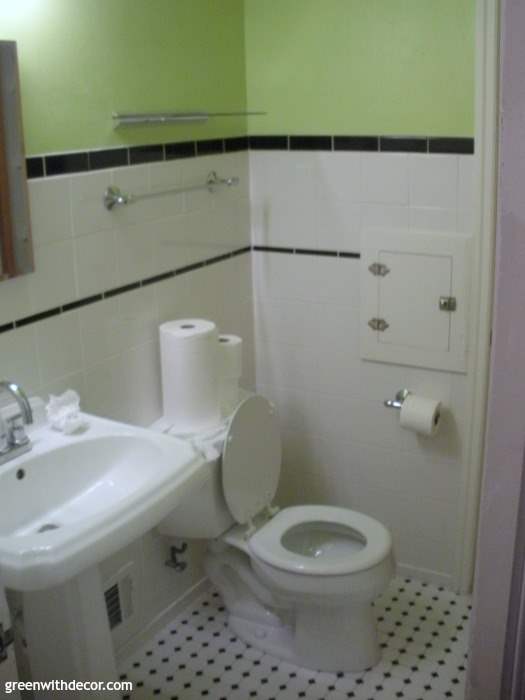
384;389;411;410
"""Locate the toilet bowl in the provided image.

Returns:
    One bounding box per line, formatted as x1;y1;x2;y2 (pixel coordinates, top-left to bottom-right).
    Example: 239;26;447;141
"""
158;394;395;672
248;505;393;599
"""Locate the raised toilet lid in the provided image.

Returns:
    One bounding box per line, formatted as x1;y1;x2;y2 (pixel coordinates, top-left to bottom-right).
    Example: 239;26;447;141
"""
222;395;281;524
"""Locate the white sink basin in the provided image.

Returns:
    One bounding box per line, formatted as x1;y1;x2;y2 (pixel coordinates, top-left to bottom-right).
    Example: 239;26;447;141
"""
0;413;204;591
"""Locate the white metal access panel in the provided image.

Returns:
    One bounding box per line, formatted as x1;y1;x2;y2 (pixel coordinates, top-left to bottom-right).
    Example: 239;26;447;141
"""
360;228;471;373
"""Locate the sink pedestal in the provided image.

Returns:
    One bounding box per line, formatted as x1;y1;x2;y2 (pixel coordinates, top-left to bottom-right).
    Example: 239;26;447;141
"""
0;411;203;697
21;566;119;699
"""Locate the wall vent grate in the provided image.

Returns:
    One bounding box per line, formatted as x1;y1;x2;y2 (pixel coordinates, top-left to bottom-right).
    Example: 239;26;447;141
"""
104;583;123;629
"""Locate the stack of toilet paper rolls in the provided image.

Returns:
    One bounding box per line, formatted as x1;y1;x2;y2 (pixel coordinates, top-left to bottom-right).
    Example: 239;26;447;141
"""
159;319;242;434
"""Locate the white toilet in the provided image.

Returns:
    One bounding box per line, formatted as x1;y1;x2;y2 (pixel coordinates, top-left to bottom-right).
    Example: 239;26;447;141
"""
158;394;395;672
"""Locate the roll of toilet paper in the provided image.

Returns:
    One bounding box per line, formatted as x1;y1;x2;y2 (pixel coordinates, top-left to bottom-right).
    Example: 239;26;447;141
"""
218;335;243;378
399;394;442;437
217;334;243;413
160;319;220;434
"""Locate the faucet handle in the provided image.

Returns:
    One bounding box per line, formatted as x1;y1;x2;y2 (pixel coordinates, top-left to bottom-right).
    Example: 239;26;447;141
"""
7;414;30;447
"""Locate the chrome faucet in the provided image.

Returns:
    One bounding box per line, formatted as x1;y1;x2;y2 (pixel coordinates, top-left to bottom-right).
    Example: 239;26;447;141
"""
0;380;33;465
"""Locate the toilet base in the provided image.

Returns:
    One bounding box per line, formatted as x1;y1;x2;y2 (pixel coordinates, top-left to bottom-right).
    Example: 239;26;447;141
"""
229;600;380;673
204;544;386;672
294;602;380;672
229;612;297;665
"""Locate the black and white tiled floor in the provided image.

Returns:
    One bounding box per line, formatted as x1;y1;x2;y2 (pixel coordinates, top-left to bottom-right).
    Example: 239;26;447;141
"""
120;577;470;700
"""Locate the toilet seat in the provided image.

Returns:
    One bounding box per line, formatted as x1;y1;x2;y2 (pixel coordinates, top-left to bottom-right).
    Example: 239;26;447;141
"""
219;396;391;578
248;505;392;576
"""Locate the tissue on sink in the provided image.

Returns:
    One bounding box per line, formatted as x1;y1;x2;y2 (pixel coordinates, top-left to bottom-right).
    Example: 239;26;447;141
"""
46;390;88;434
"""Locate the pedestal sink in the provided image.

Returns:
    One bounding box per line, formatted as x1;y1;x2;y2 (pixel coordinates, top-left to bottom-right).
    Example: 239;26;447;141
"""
0;410;205;698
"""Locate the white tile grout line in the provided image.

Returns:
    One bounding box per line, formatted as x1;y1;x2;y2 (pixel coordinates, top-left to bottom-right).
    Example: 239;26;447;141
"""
120;576;470;700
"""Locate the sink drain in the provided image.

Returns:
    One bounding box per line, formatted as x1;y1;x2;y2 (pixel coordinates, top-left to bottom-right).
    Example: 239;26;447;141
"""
37;523;60;533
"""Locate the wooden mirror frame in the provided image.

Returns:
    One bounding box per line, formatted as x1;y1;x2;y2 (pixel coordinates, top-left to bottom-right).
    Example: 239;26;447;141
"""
0;41;33;280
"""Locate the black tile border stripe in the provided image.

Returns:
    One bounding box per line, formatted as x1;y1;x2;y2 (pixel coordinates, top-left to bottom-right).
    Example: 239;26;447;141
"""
339;251;361;259
334;136;379;152
1;245;357;335
253;245;295;254
289;135;332;151
26;135;475;178
253;245;360;259
16;307;62;328
45;152;89;177
26;156;45;179
229;245;252;257
380;136;428;153
224;136;249;153
1;246;252;335
103;281;142;299
196;139;225;156
141;271;175;287
89;148;129;171
295;247;338;257
175;261;206;275
62;294;103;312
429;137;475;155
129;144;164;165
249;135;288;150
165;140;196;160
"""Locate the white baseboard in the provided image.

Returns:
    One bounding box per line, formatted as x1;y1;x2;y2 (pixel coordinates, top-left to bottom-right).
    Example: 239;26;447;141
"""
116;576;210;664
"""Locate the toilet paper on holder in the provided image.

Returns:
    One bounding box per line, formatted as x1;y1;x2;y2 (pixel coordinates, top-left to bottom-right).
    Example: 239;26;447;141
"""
384;389;442;437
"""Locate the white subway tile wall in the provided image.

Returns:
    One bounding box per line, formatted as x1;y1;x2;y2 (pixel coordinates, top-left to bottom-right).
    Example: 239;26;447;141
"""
250;149;477;587
0;150;254;656
250;151;477;249
1;152;250;323
0;145;476;624
0;152;255;425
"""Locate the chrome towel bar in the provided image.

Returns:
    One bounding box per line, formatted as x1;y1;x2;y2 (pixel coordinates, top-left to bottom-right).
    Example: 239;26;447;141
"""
103;170;239;211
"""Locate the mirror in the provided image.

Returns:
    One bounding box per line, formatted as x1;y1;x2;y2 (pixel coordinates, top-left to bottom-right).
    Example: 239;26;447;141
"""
0;40;33;280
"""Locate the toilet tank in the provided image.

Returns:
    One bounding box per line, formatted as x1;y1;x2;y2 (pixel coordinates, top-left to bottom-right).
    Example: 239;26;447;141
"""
157;451;235;539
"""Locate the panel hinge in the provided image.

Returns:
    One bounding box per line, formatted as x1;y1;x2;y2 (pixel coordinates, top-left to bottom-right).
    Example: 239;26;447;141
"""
368;262;390;277
368;318;390;332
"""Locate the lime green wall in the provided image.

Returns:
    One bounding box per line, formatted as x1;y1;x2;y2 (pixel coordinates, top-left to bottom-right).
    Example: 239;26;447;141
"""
244;0;475;137
0;0;247;155
0;0;475;155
